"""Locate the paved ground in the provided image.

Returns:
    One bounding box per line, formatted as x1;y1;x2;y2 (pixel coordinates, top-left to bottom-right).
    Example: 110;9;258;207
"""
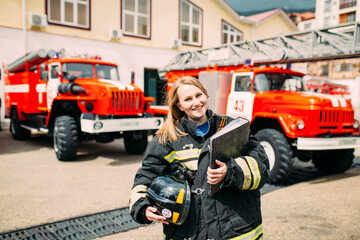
0;119;359;239
102;162;360;240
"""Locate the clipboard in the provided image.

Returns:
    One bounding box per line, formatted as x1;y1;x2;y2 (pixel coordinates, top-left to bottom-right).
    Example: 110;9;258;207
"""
209;117;250;195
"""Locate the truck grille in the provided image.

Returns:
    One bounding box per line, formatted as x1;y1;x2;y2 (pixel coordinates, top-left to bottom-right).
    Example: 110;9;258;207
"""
111;90;143;113
319;110;354;130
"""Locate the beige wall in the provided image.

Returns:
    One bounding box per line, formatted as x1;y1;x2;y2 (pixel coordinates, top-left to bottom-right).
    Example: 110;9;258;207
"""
307;59;360;80
190;0;252;48
253;14;295;40
0;0;297;51
0;0;255;51
0;0;23;28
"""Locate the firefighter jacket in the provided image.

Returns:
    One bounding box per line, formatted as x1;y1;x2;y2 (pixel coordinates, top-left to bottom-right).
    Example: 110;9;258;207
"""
129;109;270;240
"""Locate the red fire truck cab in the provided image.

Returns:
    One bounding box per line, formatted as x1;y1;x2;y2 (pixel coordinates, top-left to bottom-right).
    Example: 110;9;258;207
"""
4;49;163;161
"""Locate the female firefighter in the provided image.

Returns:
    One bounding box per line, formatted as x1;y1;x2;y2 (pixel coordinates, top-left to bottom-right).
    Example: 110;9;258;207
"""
129;76;269;240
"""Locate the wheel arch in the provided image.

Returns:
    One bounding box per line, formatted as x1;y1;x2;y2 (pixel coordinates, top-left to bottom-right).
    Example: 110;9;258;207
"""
9;105;25;120
251;117;284;135
47;100;81;136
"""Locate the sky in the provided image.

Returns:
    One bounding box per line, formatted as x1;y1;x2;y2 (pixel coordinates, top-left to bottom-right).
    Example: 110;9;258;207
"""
225;0;316;16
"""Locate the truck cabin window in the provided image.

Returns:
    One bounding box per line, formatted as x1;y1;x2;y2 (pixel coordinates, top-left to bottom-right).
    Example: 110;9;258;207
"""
62;63;94;80
51;65;60;78
253;73;305;92
95;64;120;80
61;63;120;81
234;75;251;92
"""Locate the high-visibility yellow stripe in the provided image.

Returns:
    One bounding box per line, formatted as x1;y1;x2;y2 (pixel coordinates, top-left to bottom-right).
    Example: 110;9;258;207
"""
172;212;180;223
235;157;252;190
176;188;185;204
164;149;200;161
230;224;263;240
129;192;146;211
130;185;147;195
164;151;177;163
180;160;198;171
164;149;201;170
129;185;147;211
245;156;261;190
163;233;174;240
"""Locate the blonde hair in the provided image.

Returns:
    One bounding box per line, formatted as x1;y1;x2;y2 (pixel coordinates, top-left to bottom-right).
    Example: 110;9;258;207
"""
156;76;209;144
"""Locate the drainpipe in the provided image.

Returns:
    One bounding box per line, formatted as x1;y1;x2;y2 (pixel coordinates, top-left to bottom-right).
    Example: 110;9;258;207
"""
22;0;28;71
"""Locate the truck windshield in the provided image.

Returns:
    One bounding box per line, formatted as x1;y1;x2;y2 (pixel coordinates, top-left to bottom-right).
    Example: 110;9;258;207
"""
95;64;120;80
62;63;120;81
253;73;305;92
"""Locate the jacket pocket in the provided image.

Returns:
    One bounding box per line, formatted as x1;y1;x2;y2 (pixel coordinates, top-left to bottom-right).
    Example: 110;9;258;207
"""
229;214;257;233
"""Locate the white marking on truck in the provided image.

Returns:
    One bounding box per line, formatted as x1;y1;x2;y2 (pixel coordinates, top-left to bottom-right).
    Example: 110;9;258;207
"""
4;84;29;93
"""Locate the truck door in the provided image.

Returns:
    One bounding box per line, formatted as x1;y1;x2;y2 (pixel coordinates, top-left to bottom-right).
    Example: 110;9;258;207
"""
47;63;61;109
226;72;255;121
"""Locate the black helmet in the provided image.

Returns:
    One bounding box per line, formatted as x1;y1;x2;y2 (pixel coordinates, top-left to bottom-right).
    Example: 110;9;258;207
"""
147;176;191;225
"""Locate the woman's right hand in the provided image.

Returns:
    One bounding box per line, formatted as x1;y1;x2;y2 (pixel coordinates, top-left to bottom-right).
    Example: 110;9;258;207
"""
145;206;169;224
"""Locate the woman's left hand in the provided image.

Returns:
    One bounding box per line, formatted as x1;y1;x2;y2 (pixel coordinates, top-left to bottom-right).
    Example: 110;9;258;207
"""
207;160;227;185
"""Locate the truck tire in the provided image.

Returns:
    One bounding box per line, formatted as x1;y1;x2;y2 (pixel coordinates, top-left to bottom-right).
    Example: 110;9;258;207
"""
255;128;293;184
313;149;354;173
54;115;78;161
124;130;148;154
10;108;31;140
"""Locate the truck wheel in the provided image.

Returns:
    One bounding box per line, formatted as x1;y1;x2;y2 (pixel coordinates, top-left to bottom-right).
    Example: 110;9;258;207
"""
313;149;354;173
54;115;78;161
10;108;31;140
255;129;294;184
124;130;148;154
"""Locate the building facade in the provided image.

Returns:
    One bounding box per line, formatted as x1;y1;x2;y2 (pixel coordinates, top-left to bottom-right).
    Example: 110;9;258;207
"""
304;0;360;82
0;0;298;117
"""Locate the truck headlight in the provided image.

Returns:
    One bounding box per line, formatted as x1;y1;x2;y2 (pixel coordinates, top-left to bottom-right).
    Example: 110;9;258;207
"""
154;119;162;127
297;120;305;130
354;120;359;129
94;122;103;130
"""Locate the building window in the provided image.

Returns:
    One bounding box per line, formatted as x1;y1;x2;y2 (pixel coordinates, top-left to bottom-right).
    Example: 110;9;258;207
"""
222;21;243;44
180;0;202;46
336;63;354;71
324;16;331;27
347;11;356;22
122;0;150;38
340;0;357;9
47;0;90;29
339;11;356;23
324;0;332;13
321;65;329;76
304;22;312;30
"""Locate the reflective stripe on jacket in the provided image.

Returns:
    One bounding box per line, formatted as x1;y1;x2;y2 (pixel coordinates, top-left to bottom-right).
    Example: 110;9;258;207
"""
129;110;270;240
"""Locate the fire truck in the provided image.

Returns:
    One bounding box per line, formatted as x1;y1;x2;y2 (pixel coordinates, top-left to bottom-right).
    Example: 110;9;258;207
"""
156;38;360;183
3;49;163;161
158;65;360;183
305;75;351;99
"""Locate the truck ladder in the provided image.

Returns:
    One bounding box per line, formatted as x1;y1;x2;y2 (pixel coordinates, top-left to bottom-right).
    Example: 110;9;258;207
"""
159;22;360;78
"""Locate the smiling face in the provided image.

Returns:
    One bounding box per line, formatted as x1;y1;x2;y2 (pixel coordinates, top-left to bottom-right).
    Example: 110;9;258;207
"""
177;84;208;125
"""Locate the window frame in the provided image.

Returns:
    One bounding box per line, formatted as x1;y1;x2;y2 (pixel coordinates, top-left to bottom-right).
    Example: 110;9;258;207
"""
46;0;90;30
121;0;151;39
221;20;243;45
180;0;203;47
324;0;332;13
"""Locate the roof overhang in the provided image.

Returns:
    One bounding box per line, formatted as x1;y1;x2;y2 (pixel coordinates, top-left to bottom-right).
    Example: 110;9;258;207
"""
214;0;257;25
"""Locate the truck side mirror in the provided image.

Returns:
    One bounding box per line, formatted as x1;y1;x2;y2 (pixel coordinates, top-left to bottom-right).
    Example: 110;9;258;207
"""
131;71;135;84
41;71;49;81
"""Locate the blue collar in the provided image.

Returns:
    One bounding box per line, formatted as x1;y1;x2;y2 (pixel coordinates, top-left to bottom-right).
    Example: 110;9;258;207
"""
196;121;209;137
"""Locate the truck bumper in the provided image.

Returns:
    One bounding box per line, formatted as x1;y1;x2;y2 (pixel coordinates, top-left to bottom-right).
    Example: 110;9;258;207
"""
297;136;360;150
80;114;164;133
